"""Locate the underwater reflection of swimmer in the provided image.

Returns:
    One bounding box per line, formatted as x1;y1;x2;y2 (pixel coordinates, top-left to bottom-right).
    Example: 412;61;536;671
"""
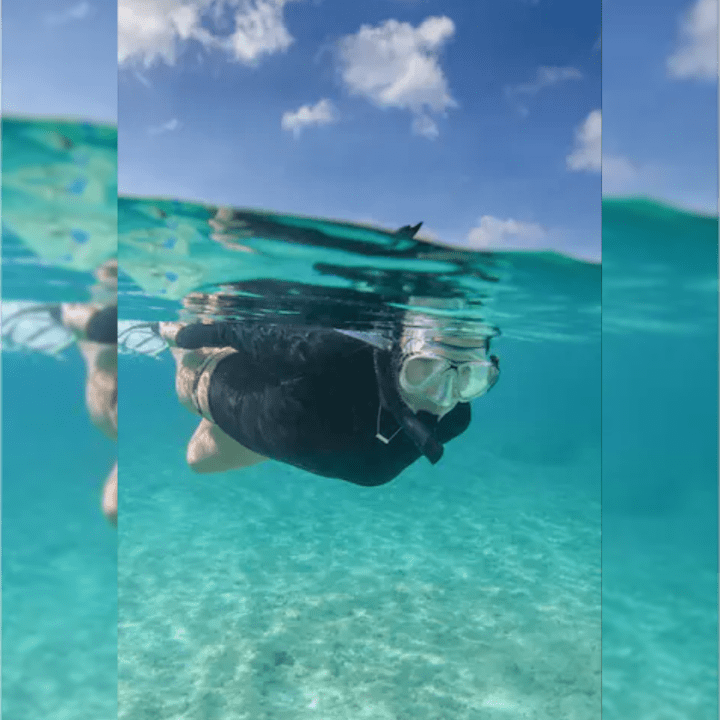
159;317;499;485
2;262;118;525
62;302;118;525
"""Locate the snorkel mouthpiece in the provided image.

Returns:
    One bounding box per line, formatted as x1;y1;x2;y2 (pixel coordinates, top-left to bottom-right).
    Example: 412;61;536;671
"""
399;413;444;464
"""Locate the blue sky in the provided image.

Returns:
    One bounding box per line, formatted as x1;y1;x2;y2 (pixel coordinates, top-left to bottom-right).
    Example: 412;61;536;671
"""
2;0;117;122
6;1;713;260
603;0;718;214
118;0;601;260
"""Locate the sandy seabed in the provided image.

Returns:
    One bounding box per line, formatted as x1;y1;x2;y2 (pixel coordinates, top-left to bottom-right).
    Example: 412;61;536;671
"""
119;443;601;720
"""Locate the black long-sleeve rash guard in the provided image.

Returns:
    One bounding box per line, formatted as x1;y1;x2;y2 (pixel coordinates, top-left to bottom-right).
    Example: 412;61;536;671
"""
175;323;471;486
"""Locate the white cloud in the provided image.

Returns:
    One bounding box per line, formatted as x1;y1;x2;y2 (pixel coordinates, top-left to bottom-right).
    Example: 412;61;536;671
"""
225;0;295;64
148;118;182;134
466;216;547;251
45;1;92;25
412;115;439;139
566;109;601;173
118;0;297;68
119;0;209;67
667;0;718;80
281;99;338;137
567;109;638;184
338;16;456;137
506;66;583;115
509;66;583;96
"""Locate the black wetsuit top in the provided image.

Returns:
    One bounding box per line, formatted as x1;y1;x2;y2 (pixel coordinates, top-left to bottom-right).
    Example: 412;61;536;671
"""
86;305;118;344
175;324;471;486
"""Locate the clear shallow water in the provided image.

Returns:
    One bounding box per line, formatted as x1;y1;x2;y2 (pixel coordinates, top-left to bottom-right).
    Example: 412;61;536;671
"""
117;191;601;718
602;199;718;719
10;118;714;720
2;118;118;719
119;339;600;720
1;349;118;720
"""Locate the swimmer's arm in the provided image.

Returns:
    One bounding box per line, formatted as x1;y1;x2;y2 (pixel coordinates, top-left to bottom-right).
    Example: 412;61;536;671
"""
186;418;268;473
168;322;356;377
77;340;118;440
78;340;118;374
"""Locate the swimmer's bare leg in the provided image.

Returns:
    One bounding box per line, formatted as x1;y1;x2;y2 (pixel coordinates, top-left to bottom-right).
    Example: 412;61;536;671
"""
186;418;267;473
102;461;117;527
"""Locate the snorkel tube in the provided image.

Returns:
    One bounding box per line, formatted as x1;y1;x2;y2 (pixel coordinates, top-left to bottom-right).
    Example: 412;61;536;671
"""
373;348;444;465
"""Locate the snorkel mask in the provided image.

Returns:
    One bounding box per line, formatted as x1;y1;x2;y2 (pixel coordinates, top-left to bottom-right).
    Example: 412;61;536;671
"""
337;308;500;466
398;328;499;410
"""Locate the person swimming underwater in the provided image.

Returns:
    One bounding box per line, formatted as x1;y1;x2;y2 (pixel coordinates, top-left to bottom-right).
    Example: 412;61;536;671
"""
60;264;118;525
2;260;119;525
160;314;499;486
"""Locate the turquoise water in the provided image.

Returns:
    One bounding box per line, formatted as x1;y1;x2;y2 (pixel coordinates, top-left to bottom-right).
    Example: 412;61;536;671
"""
2;117;117;279
116;194;602;718
2;118;118;719
602;199;718;719
1;346;118;719
3;118;716;720
118;342;600;720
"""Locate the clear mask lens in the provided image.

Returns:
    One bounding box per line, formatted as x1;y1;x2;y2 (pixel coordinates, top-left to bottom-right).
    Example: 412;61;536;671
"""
400;355;498;404
456;362;498;399
401;357;449;388
424;371;456;407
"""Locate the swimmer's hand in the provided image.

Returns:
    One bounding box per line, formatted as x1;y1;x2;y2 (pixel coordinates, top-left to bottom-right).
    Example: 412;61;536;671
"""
158;321;184;348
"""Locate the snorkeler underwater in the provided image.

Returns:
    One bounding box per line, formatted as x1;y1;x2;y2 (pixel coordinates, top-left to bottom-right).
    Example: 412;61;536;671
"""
114;220;601;718
0;0;613;716
124;308;501;485
2;0;717;714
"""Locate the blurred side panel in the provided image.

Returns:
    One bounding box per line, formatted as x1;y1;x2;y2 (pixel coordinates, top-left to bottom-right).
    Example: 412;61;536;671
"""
602;1;718;714
1;1;118;718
